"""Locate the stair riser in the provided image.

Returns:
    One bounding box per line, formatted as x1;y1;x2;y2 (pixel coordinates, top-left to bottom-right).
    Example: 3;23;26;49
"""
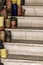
17;17;43;27
23;6;43;16
4;43;43;56
25;0;43;5
10;30;43;41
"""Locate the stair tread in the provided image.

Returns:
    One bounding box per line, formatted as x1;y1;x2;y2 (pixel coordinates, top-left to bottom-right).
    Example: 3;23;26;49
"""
5;28;43;31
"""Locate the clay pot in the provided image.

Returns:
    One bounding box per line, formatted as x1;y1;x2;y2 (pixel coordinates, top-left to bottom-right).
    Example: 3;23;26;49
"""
6;0;12;10
1;6;7;18
18;6;22;16
17;0;21;5
5;17;11;28
0;31;5;42
0;40;4;49
5;31;11;42
0;17;4;31
11;17;17;28
12;4;17;16
21;0;25;5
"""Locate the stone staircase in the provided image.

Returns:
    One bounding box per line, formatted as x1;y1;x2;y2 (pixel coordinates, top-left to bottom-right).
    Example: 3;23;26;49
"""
1;0;43;65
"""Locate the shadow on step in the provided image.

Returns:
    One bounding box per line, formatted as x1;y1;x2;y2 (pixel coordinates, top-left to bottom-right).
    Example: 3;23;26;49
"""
11;39;43;44
3;54;43;61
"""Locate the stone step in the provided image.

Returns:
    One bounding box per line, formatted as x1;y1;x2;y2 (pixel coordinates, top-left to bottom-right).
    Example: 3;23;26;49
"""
17;17;43;28
25;0;43;5
3;42;43;56
22;6;43;16
1;58;43;65
5;29;43;41
7;16;43;29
